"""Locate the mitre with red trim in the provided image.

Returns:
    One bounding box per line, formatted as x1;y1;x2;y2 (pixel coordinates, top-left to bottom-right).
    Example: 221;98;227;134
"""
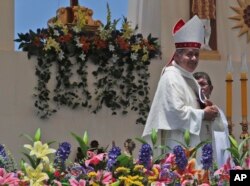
162;16;205;73
173;15;204;49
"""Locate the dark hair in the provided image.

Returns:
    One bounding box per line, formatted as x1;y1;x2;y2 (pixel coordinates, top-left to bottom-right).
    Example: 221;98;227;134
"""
193;71;212;86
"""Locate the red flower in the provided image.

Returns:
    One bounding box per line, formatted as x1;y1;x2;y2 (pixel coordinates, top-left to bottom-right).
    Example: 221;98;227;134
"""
94;37;107;49
58;33;72;43
54;170;61;178
80;36;90;53
116;36;130;51
32;37;41;47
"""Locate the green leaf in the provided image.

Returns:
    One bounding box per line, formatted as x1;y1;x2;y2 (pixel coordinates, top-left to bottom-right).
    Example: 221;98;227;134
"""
226;147;240;160
20;159;26;173
83;131;88;145
34;128;41;141
238;136;250;153
110;181;121;186
168;139;187;149
151;129;158;146
71;132;89;157
22;152;36;168
240;150;249;166
183;130;190;147
116;154;133;168
135;137;147;144
19;134;33;143
229;135;238;149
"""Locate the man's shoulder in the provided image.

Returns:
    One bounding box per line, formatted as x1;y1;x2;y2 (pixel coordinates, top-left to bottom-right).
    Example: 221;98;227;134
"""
161;66;182;79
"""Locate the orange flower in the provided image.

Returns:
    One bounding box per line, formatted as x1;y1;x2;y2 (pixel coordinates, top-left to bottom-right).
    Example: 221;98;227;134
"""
197;170;210;185
58;33;72;43
32;37;41;47
184;147;196;159
176;158;202;184
80;36;90;53
94;38;107;49
116;36;129;51
143;39;155;51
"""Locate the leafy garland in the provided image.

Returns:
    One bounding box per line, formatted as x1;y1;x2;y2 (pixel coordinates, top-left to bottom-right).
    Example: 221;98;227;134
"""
15;6;161;124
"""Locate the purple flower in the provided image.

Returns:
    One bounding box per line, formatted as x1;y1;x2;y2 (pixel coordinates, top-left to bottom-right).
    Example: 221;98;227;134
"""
138;143;152;169
201;143;213;170
107;146;121;170
173;145;188;171
160;163;177;180
54;142;71;170
0;144;8;168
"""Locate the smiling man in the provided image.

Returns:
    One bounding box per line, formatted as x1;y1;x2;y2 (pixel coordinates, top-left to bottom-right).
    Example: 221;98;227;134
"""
142;15;224;165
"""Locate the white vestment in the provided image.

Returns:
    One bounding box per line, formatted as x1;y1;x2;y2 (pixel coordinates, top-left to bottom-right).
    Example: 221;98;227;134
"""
142;61;225;165
213;108;231;167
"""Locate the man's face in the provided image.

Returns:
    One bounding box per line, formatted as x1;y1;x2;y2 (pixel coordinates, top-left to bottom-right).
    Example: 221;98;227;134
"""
176;48;200;72
196;77;213;99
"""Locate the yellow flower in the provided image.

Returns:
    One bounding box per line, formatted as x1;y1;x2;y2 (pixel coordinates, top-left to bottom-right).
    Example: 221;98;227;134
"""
128;175;142;180
142;47;149;62
133;164;145;171
44;37;61;53
42;161;55;173
122;22;133;39
88;171;97;178
131;44;141;53
23;163;49;186
124;176;144;186
24;141;56;162
148;167;159;183
115;166;130;174
75;7;87;29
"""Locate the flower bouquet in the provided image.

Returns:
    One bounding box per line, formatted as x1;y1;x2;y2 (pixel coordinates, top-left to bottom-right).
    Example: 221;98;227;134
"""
0;128;250;185
14;4;161;125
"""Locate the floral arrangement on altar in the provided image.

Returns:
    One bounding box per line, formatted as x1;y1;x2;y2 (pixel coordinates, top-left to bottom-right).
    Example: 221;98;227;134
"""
14;4;161;125
1;128;250;186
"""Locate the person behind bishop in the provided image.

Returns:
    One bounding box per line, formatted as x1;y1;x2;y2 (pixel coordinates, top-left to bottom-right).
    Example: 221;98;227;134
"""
142;15;225;164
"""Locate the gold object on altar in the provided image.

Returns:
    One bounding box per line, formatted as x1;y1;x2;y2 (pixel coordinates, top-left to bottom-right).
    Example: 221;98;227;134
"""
48;0;102;31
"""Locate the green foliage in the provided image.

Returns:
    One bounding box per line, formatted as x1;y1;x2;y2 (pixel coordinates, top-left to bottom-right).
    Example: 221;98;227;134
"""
227;135;250;166
71;131;89;158
184;129;190;147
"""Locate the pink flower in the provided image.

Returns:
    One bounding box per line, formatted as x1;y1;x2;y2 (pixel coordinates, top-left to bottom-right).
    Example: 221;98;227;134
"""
0;168;20;186
69;178;86;186
181;179;194;186
100;171;113;184
85;151;106;166
151;181;166;186
53;180;62;186
245;156;250;169
161;153;175;165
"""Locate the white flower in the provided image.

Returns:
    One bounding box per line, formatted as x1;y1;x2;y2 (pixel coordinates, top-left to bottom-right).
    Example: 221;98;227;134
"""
109;44;115;51
136;37;142;43
58;51;65;60
53;30;60;36
79;53;86;61
75;37;83;48
131;53;138;61
111;54;119;63
72;26;81;33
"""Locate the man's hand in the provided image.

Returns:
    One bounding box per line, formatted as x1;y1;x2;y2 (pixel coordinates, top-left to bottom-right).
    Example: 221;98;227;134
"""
204;99;213;106
203;105;219;121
